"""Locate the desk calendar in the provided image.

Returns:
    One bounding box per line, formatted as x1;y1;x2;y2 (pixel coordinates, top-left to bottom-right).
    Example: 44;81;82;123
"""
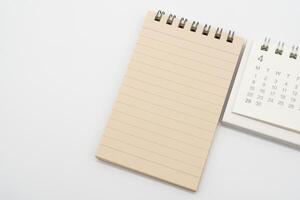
223;38;300;148
233;39;300;132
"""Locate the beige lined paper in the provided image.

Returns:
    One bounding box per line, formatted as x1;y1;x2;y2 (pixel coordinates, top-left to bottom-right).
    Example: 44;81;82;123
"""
96;11;245;191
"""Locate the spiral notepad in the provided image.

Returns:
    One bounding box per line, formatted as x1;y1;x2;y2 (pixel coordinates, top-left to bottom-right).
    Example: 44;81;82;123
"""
223;38;300;148
96;10;245;191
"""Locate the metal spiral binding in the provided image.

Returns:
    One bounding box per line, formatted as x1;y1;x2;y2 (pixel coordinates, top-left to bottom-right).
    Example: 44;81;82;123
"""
260;37;298;59
166;14;176;25
290;46;298;59
227;31;234;43
214;28;223;39
261;37;270;51
154;10;235;43
178;17;187;28
190;21;199;32
202;24;211;35
154;10;165;21
275;41;284;55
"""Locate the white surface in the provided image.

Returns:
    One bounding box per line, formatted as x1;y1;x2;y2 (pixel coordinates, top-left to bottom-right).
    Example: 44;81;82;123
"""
0;0;299;199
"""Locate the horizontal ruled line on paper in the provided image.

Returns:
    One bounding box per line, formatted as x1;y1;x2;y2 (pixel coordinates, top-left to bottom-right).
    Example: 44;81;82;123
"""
119;91;218;123
113;106;214;133
130;59;229;88
142;26;239;56
109;118;212;146
127;67;226;98
106;126;208;156
120;84;220;115
124;75;224;105
107;126;208;159
136;42;234;73
100;144;201;178
101;135;203;172
103;135;202;168
116;99;216;126
133;50;233;79
111;109;213;140
116;93;216;126
139;34;236;64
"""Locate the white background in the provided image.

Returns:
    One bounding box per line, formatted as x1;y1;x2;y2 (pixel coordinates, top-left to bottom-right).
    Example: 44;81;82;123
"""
0;0;299;199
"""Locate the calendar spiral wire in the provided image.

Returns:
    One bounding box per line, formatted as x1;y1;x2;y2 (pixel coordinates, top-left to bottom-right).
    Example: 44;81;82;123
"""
261;37;298;59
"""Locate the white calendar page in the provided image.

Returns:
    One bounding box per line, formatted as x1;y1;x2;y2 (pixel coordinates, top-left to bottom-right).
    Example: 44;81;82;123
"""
233;40;300;133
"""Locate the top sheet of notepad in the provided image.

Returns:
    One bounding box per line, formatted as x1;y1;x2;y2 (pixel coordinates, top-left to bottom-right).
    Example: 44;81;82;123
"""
96;11;245;191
